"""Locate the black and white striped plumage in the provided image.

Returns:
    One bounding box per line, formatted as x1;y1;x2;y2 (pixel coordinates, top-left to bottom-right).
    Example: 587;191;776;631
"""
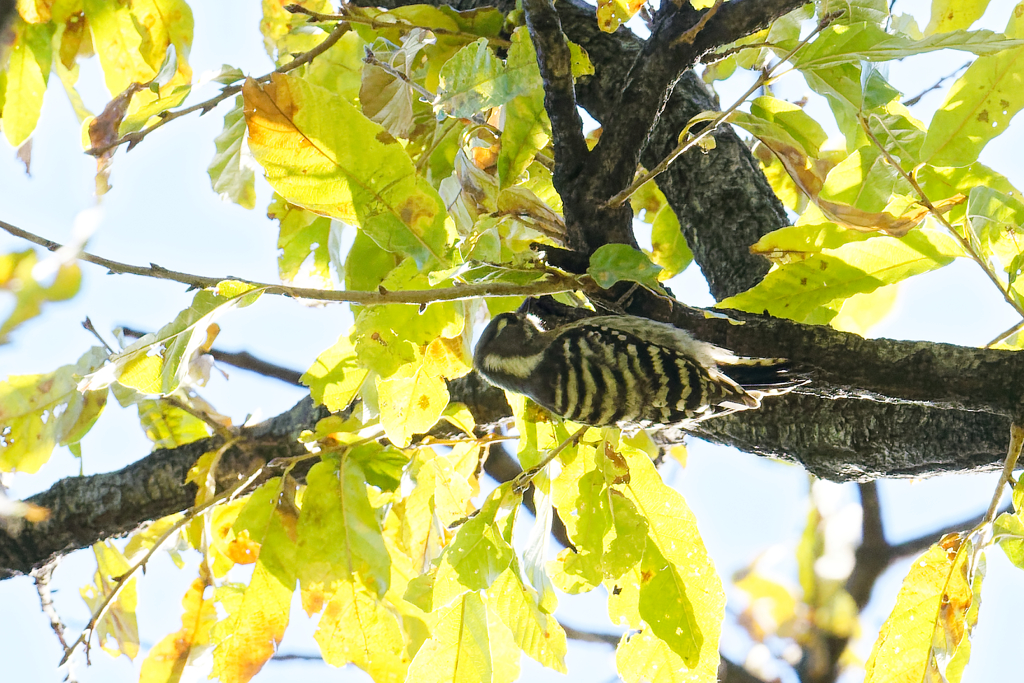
473;312;801;428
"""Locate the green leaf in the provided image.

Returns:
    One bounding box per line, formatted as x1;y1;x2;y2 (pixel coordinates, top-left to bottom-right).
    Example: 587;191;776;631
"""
550;437;648;590
425;485;519;610
819;147;912;213
0;347;108;473
920;5;1024;166
345;230;400;292
966;186;1024;305
2;18;54;147
995;511;1024;569
214;478;298;683
297;459;391;610
793;23;1023;71
376;360;449;448
243;74;450;268
406;592;493;683
305;30;366;104
86;281;262;396
497;91;550;188
435;28;542;118
917;161;1021;226
270;194;334;288
486;569;567;671
650;204;693;280
208;96;256;210
588;244;663;289
313;577;409;680
720;226;962;323
614;445;726;682
302;334;369;413
83;0;156;94
749;96;829;157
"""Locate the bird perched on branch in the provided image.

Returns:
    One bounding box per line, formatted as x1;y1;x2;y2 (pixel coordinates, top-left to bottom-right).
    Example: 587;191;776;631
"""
473;311;804;428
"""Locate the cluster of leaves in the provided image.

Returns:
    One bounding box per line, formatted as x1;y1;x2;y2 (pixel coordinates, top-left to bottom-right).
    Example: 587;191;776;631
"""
3;0;1024;682
700;0;1024;341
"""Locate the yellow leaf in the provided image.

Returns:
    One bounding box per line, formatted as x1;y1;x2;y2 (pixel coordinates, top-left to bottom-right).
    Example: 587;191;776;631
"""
242;74;450;267
211;564;293;683
80;542;140;660
376;362;449;447
314;577;409;681
407;592;493;683
302;334;369;412
2;18;54;147
864;535;976;683
139;578;217;683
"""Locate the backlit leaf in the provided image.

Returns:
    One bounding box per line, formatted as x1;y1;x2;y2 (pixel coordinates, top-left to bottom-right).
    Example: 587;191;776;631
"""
213;478;298;683
720;226;961;323
427;485;519;610
0;249;81;344
588;244;664;290
925;0;990;34
406;591;492;683
920;3;1024;167
271;194;334;288
137;399;210;449
80;541;140;660
83;0;155;95
614;446;725;681
243;74;450;267
314;577;409;681
376;361;449;447
139;578;217;683
486;568;567;671
208;96;256;210
85;281;261;396
0;346;107;473
863;536;977;683
596;0;644;33
302;333;369;412
2;18;54;147
297;459;391;613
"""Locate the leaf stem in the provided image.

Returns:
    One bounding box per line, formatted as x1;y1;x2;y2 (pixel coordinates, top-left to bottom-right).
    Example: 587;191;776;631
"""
0;219;583;306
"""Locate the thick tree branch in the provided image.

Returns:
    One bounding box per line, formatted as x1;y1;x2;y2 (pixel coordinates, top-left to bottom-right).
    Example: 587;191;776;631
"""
522;0;590;193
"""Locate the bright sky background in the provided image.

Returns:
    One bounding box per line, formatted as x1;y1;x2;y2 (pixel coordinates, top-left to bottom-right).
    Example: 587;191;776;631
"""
2;1;1024;682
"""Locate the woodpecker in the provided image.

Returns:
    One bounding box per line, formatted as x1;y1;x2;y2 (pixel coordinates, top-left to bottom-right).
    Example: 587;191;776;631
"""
473;311;802;427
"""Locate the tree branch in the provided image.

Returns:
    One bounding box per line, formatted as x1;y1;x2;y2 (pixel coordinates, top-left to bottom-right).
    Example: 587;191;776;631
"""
0;219;581;305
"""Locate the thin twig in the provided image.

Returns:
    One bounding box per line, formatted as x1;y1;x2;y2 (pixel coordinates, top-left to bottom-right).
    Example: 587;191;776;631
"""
0;220;583;305
512;426;588;492
903;61;970;106
86;21;350;157
61;451;260;665
120;327;304;385
699;41;777;64
859;117;1024;319
32;563;70;651
81;318;114;354
982;422;1024;527
674;0;726;46
607;11;842;208
287;4;512;47
987;319;1024;348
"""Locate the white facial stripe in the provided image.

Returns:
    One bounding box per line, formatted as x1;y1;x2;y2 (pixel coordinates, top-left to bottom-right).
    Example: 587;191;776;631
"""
483;351;545;378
